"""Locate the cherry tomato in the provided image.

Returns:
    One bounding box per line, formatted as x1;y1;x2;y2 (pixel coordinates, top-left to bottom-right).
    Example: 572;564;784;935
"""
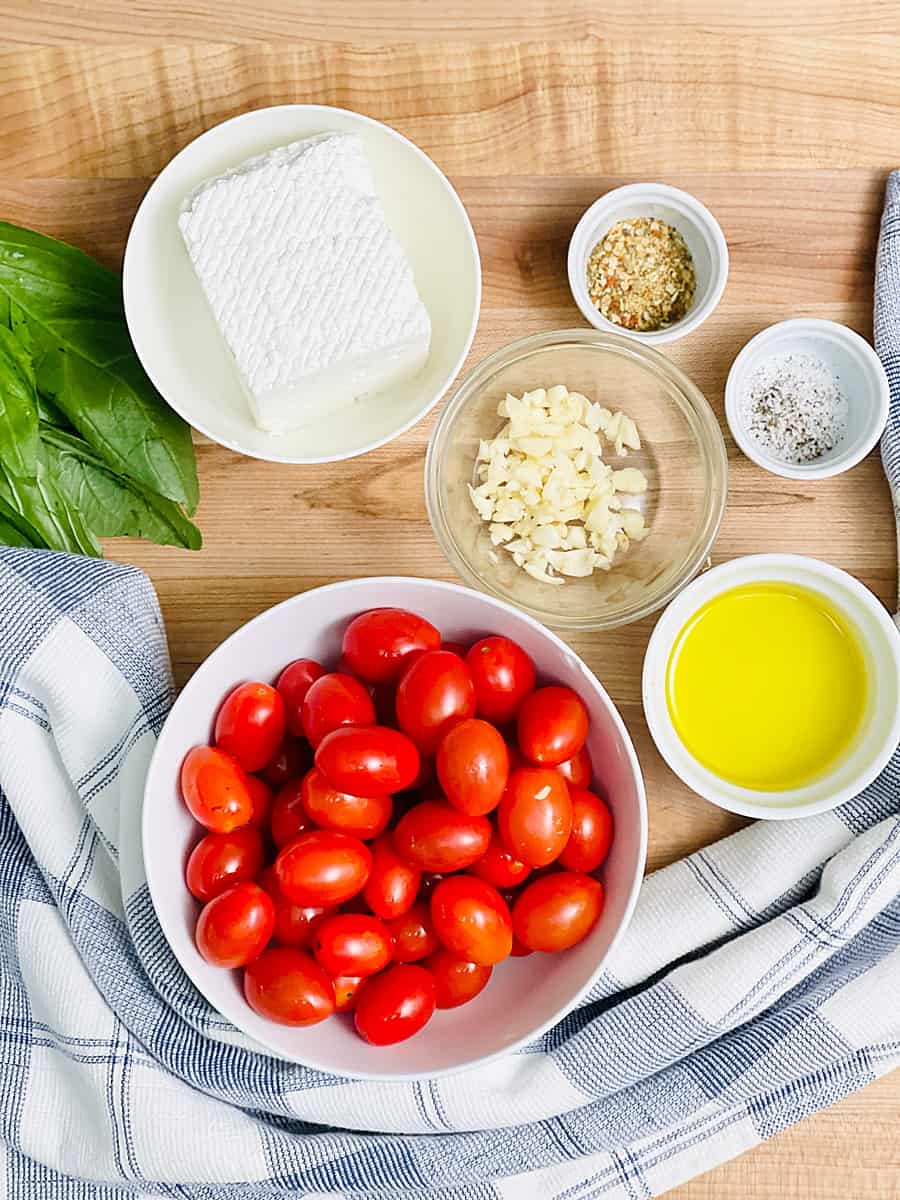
312;913;394;977
557;745;593;789
517;686;589;766
430;876;513;965
258;867;332;950
244;775;273;829
408;753;435;791
332;974;365;1012
213;682;286;773
558;788;614;874
354;964;436;1045
386;901;439;962
299;767;392;839
469;830;531;889
243;947;335;1026
257;864;280;896
498;767;573;867
260;738;312;788
341;608;441;684
440;641;468;658
276;659;326;737
395;650;476;754
512;871;604;952
418;872;444;899
274;901;331;949
363;831;421;919
336;653;365;680
466;637;536;725
506;743;527;772
371;682;397;727
181;746;253;833
270;778;314;849
195;882;274;968
186;828;265;903
436;718;509;816
315;725;420;798
393;801;491;872
301;673;376;749
424;949;492;1009
511;935;533;957
275;830;372;907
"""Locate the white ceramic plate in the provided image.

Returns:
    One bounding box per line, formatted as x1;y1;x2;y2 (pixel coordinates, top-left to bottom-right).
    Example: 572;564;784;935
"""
143;577;647;1080
123;106;481;464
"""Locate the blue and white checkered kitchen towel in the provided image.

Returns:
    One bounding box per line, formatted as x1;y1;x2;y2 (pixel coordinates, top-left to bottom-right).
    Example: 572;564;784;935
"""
2;176;900;1200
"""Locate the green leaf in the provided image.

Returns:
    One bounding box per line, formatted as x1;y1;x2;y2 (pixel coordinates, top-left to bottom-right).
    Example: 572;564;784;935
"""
0;493;47;548
0;455;100;556
0;222;199;513
41;425;201;551
0;324;39;479
10;298;33;351
36;392;73;430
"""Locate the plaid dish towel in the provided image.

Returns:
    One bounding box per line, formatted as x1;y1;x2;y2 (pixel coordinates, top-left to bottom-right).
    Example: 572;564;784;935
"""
1;182;900;1200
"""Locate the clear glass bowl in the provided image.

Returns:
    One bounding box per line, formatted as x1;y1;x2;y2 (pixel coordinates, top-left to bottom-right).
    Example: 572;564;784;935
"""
425;329;728;632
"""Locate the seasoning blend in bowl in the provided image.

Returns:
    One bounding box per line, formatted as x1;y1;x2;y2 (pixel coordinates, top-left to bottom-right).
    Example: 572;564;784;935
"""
725;319;889;481
568;183;728;345
585;217;696;334
742;352;848;464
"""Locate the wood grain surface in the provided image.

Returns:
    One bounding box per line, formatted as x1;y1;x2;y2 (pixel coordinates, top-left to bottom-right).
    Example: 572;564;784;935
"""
2;6;899;1196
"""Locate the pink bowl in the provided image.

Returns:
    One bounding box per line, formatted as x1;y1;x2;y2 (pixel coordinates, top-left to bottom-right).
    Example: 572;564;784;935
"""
143;577;647;1079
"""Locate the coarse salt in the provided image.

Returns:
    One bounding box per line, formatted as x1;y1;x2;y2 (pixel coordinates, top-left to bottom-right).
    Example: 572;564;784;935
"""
740;352;848;465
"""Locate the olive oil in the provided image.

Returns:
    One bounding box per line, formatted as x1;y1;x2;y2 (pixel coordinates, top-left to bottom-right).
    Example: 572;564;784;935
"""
665;582;868;791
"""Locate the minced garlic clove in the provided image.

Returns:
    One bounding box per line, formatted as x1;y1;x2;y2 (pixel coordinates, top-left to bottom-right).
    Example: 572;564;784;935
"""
467;384;650;586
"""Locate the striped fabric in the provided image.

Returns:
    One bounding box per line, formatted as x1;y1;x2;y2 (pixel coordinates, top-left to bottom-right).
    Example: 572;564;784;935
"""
1;175;900;1198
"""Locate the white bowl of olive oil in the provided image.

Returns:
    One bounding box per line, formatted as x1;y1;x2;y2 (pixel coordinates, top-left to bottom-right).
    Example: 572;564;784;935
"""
642;554;900;819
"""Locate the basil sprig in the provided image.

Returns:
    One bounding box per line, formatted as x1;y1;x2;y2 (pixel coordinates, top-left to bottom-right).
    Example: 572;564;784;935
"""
0;222;200;555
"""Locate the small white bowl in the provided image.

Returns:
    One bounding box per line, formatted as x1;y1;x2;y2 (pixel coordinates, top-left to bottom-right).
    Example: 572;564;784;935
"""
567;183;728;345
124;105;481;465
642;554;900;821
724;319;890;480
143;577;647;1080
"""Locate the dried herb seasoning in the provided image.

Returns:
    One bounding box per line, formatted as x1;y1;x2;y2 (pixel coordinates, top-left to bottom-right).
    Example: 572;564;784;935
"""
586;217;696;332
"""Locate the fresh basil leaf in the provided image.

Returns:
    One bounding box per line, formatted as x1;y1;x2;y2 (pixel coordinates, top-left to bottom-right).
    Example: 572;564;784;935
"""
9;298;33;352
0;493;47;548
0;324;39;479
0;455;100;556
0;222;199;514
36;392;73;430
41;425;201;551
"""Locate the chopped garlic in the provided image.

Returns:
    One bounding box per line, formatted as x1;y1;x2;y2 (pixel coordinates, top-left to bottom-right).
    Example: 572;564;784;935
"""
468;384;650;586
611;468;647;494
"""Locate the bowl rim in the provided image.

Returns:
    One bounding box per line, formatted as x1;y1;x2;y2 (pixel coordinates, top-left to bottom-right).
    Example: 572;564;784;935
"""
425;327;729;632
641;552;900;820
723;318;891;481
142;575;649;1079
566;182;730;346
123;103;482;466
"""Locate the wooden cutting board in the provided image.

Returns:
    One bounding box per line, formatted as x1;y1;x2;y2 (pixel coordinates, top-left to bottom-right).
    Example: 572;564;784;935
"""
2;2;899;1194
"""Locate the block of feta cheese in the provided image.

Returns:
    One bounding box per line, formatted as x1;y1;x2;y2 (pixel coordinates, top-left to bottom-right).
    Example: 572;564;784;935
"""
179;133;432;433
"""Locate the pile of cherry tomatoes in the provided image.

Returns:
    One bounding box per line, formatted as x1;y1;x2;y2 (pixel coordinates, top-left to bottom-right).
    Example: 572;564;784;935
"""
180;607;613;1046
